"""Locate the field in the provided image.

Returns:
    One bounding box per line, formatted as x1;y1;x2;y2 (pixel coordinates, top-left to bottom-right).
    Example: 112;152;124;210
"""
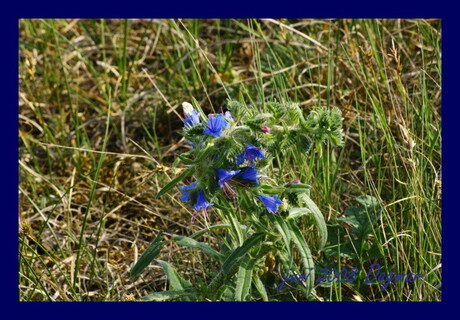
19;19;441;301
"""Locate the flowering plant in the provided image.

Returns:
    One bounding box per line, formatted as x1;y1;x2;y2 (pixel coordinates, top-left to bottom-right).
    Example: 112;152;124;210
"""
131;99;343;301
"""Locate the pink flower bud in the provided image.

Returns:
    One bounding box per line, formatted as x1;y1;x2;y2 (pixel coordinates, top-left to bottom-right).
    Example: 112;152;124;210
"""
261;126;271;133
291;179;301;184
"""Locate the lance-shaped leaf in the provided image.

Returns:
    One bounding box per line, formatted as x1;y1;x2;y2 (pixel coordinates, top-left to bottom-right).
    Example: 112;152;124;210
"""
155;167;194;199
222;233;265;273
298;193;328;250
173;235;225;261
142;289;196;301
130;231;164;278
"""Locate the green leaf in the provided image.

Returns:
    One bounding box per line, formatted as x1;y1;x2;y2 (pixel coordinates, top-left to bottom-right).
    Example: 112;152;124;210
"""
215;203;245;246
298;193;328;250
356;195;380;208
177;154;194;164
269;214;293;257
173;235;224;261
286;220;315;295
283;183;311;194
157;260;193;301
130;231;164;278
157;259;192;291
322;224;357;259
337;195;380;241
253;274;269;301
234;257;256;301
269;216;312;297
220;286;236;301
206;233;266;300
222;233;265;273
141;290;195;301
155;167;194;199
287;207;311;220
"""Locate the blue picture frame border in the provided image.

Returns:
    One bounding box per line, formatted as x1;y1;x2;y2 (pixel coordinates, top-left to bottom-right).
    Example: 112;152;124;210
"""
3;1;454;316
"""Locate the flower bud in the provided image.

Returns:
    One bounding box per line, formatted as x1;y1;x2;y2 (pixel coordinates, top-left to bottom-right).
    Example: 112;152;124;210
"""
182;102;195;118
261;126;271;133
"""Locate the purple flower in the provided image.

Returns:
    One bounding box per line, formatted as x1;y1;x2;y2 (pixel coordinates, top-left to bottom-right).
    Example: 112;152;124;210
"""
216;169;241;188
291;179;301;184
192;191;214;210
236;144;265;165
183;109;201;127
261;126;271;133
257;195;283;214
179;182;197;202
203;114;229;137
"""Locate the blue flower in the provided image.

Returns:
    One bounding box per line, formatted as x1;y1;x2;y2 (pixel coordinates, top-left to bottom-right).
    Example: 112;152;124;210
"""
236;144;265;164
183;109;201;127
192;191;214;210
216;169;241;188
179;182;197;202
257;195;283;214
237;166;258;182
203;114;229;137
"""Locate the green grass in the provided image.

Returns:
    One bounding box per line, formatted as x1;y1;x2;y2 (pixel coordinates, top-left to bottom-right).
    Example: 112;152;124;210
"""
19;19;441;301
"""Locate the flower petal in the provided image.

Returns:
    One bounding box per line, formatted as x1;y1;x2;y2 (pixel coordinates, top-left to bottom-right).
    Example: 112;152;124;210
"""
203;114;229;137
179;182;197;202
235;144;265;164
216;169;241;188
236;153;245;165
192;191;214;210
257;195;283;214
183;109;201;127
244;144;265;161
237;166;258;182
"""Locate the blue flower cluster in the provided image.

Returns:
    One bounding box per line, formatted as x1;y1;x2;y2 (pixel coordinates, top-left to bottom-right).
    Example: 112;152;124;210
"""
179;103;284;216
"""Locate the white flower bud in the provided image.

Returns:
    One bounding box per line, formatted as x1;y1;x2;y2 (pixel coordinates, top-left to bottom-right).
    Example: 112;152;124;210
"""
182;102;195;118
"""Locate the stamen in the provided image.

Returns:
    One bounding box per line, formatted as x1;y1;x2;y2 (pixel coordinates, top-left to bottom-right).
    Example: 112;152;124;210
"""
223;182;238;198
222;183;230;198
191;211;198;222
